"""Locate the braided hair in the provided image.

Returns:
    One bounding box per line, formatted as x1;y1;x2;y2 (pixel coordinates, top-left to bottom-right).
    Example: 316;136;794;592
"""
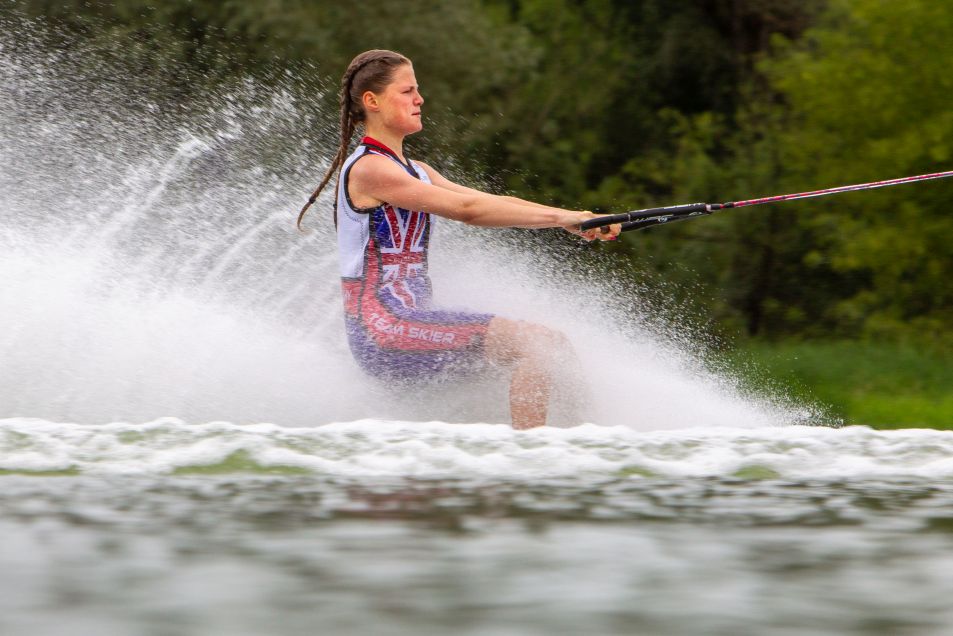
297;49;411;230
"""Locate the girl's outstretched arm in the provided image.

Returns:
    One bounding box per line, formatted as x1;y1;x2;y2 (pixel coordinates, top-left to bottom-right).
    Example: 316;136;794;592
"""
349;156;618;239
417;161;620;239
351;155;574;228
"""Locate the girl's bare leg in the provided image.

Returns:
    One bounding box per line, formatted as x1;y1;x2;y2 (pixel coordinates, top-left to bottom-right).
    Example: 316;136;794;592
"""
484;317;572;430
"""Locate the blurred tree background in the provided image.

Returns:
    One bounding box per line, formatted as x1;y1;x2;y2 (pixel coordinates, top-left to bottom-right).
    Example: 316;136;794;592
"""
5;0;953;423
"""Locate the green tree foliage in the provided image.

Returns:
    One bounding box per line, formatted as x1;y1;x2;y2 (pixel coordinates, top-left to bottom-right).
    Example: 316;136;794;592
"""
5;2;534;127
592;0;953;347
582;0;826;339
760;0;953;345
473;0;636;202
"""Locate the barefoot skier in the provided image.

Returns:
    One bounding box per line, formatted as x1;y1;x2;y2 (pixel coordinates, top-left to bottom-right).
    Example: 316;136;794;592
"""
298;49;619;429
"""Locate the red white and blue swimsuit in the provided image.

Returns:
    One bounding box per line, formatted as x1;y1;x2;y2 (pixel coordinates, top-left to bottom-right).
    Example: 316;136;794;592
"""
337;137;493;380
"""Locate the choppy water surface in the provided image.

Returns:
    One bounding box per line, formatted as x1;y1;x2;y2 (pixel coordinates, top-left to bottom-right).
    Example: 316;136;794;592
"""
4;15;953;636
4;419;953;636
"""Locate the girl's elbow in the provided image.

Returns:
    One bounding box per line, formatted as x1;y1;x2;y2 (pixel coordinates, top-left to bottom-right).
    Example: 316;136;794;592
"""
454;197;482;225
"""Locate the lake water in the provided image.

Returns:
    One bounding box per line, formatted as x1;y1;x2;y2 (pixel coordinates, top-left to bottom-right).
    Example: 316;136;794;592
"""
4;15;953;636
4;420;953;635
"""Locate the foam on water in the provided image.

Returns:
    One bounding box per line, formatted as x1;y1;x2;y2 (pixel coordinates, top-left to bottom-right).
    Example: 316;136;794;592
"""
0;17;819;430
2;418;951;480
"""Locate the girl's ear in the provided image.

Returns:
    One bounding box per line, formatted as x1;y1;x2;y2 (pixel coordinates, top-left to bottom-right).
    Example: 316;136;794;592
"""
362;91;380;112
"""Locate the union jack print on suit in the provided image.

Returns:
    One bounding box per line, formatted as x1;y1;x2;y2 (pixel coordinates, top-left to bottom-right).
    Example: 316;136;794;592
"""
373;203;430;309
336;137;493;380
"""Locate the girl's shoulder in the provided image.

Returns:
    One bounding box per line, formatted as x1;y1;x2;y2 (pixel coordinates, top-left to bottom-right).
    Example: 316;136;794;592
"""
409;160;434;183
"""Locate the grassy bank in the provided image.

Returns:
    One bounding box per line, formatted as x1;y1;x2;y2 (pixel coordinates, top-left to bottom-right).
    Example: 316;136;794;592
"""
723;340;953;429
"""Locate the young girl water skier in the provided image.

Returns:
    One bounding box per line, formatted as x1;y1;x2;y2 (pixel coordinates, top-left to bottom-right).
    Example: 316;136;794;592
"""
298;49;620;429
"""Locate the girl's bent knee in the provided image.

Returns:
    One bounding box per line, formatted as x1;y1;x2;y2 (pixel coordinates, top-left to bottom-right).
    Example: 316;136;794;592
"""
486;318;571;367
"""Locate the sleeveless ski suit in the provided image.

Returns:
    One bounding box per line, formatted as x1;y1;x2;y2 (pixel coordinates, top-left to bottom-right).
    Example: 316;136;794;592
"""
336;137;493;380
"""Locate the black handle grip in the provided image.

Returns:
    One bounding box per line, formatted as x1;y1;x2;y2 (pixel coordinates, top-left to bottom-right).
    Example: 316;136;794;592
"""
620;206;717;233
579;203;710;231
621;214;692;232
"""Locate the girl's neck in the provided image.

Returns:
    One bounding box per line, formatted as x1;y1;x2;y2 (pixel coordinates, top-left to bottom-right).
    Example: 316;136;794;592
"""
362;127;406;161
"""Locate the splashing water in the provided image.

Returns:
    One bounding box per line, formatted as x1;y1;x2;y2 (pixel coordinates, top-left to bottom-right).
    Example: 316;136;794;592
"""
0;18;818;430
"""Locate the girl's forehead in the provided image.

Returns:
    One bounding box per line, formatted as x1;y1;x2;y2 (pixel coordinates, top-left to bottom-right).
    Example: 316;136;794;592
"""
389;64;417;86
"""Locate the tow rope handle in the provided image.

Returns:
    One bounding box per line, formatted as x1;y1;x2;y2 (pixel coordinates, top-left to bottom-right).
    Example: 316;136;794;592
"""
580;169;953;233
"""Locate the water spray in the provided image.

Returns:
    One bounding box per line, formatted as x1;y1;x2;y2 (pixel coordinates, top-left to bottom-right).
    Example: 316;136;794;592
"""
0;17;823;428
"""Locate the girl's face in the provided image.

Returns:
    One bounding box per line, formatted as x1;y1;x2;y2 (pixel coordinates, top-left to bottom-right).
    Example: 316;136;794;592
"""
370;64;424;136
